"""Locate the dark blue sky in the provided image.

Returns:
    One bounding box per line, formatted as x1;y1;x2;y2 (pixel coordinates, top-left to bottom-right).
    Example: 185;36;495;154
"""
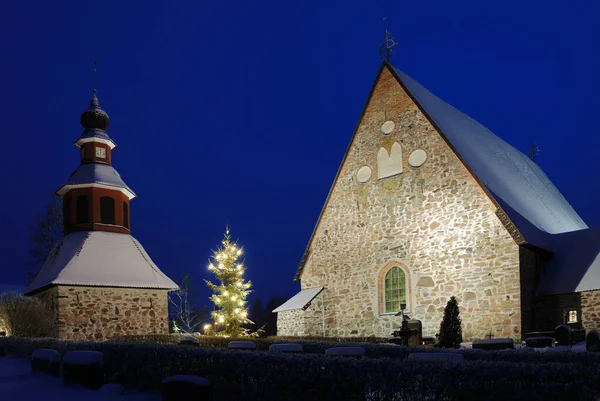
1;1;599;307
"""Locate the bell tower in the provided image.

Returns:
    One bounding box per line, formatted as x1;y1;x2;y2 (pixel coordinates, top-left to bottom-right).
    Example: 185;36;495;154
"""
25;83;178;341
57;90;135;235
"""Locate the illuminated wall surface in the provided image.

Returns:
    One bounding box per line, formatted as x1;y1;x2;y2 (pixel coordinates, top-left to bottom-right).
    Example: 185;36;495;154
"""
281;67;522;340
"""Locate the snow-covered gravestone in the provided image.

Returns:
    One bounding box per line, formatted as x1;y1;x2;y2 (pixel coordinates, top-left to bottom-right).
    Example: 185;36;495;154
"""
325;347;366;357
162;375;212;401
586;330;599;352
268;343;303;353
179;335;200;346
31;349;60;377
472;338;514;350
63;350;104;389
227;341;256;350
407;352;464;362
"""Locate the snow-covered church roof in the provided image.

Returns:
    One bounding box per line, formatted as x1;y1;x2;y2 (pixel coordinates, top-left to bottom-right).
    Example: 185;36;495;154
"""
57;163;136;200
390;65;587;236
24;231;178;295
295;62;592;284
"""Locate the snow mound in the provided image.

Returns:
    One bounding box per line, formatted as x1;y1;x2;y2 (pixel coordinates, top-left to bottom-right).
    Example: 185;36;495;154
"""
227;341;256;350
325;347;366;356
162;375;210;386
408;352;464;361
31;349;60;363
268;343;303;353
63;350;103;367
179;335;199;344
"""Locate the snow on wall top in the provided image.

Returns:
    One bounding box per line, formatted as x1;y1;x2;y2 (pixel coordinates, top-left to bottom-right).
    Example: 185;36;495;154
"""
24;231;178;294
58;163;136;198
391;65;588;235
272;287;323;312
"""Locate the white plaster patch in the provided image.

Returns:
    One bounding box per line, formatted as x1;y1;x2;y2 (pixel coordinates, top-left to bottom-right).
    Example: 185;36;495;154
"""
409;149;427;167
357;166;372;183
381;121;395;135
377;142;403;179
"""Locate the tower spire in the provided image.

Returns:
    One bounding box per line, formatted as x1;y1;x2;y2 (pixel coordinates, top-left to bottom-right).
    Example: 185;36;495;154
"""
378;21;397;63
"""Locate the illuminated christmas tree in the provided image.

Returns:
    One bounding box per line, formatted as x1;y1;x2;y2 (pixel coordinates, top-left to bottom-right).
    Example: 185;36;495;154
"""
205;228;253;337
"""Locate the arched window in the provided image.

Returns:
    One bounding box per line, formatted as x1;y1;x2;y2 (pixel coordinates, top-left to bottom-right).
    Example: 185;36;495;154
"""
384;266;407;313
76;196;89;224
100;197;115;225
123;202;129;229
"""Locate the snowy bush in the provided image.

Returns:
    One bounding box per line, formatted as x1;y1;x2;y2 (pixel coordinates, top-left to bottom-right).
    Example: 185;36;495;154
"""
0;292;53;338
1;337;599;400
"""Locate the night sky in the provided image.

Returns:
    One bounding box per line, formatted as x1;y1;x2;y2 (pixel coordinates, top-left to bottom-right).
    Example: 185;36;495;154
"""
1;1;599;308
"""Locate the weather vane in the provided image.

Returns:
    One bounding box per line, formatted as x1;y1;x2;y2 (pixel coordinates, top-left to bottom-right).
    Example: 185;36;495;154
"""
378;17;397;62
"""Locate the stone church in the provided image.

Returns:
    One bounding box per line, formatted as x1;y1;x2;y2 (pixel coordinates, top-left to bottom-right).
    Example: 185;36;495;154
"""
25;90;178;341
275;61;600;341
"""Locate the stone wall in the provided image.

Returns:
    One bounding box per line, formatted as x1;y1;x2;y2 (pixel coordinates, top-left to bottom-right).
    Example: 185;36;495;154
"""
277;309;305;336
295;66;521;341
36;285;169;341
581;290;600;332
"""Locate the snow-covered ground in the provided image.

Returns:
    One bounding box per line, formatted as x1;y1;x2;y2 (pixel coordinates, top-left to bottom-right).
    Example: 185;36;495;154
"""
0;357;160;401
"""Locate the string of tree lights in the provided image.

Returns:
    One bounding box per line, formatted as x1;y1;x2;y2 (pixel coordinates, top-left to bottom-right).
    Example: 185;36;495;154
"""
205;228;253;337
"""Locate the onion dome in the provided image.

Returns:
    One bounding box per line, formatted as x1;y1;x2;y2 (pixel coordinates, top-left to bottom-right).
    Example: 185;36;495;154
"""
80;89;110;131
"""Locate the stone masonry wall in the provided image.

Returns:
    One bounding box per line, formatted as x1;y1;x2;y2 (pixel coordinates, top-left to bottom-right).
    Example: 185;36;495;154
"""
277;309;305;336
38;286;170;341
297;66;521;341
581;290;600;332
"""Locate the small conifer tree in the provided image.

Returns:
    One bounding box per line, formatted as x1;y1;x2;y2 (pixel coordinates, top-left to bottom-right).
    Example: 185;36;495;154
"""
438;296;463;348
205;227;253;337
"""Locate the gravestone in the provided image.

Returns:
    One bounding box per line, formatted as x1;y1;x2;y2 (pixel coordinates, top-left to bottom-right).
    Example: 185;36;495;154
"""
63;350;104;389
227;341;256;350
179;335;199;347
31;349;60;377
554;325;572;346
408;352;464;361
586;330;599;352
162;375;212;401
269;343;303;353
325;347;366;356
525;336;554;348
472;338;514;350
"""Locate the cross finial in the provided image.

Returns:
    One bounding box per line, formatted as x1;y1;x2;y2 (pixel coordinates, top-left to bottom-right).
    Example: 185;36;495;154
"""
93;60;98;94
378;26;397;63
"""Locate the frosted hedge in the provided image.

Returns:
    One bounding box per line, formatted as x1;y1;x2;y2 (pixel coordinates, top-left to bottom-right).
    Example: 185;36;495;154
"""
1;337;599;400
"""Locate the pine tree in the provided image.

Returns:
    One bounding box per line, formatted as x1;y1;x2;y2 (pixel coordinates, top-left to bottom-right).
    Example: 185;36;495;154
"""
205;228;253;337
438;296;463;348
27;195;63;282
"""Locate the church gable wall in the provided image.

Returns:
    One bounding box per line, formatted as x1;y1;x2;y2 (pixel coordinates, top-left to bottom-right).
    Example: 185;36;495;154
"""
298;67;521;341
54;286;169;341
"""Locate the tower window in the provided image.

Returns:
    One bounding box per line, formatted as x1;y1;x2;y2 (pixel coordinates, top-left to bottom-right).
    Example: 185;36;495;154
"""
76;196;89;224
100;197;115;225
123;202;129;229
